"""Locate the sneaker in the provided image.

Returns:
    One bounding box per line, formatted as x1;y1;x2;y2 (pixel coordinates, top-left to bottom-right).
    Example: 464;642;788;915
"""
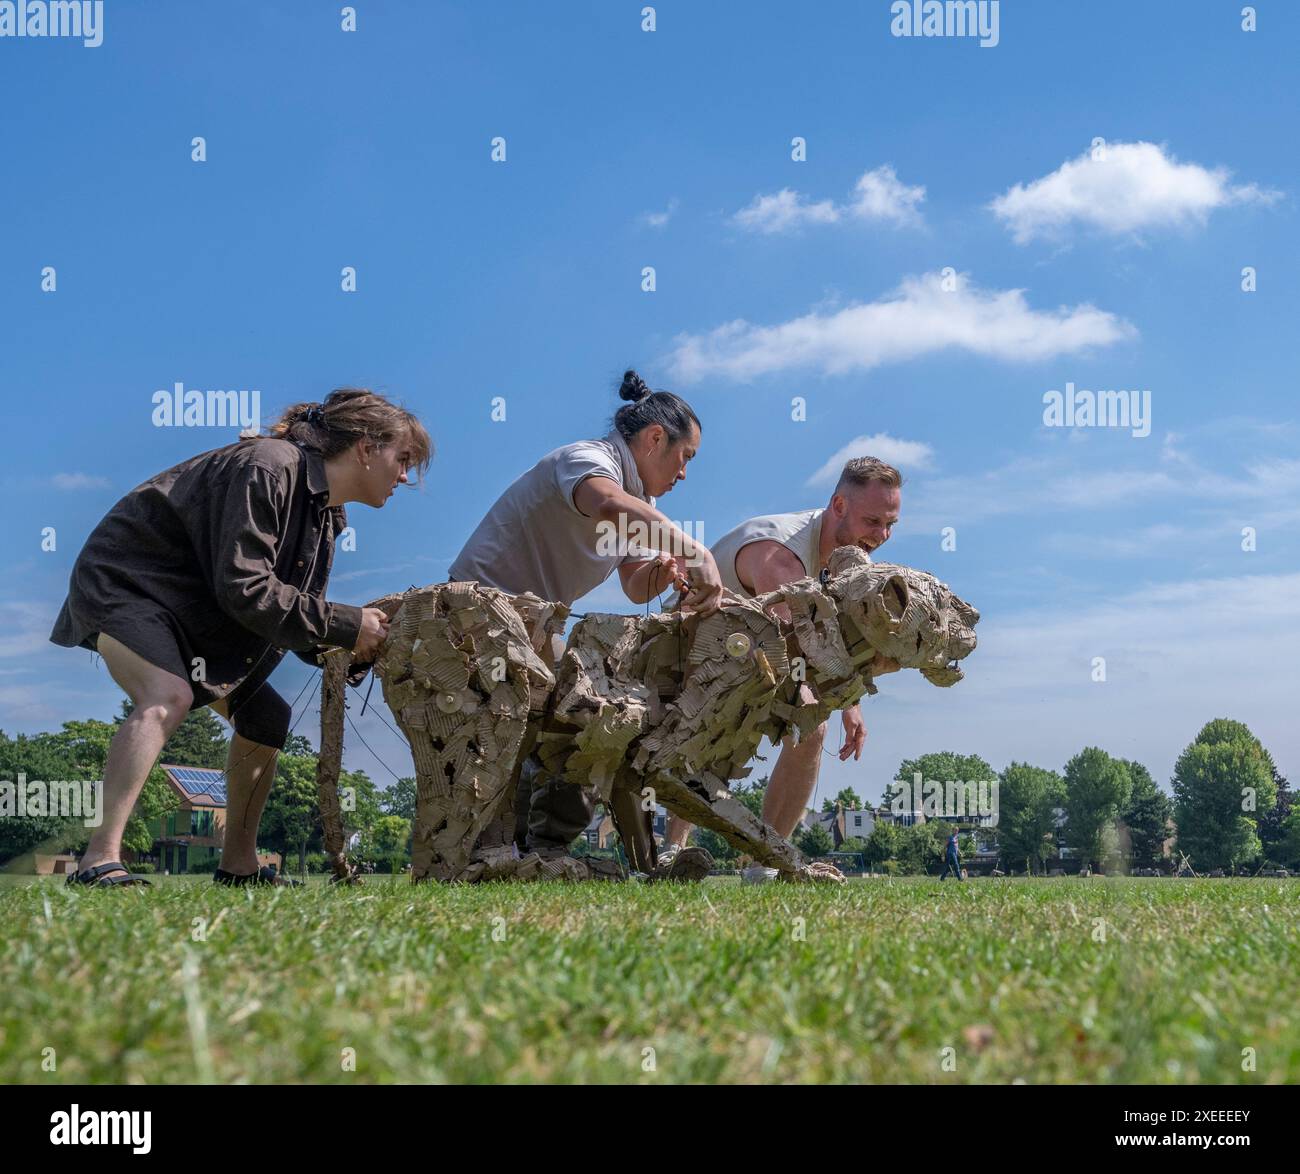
741;864;779;885
656;844;714;882
656;843;683;871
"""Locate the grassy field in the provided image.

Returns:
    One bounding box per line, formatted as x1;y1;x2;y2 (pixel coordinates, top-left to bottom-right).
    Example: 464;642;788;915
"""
1;874;1297;1084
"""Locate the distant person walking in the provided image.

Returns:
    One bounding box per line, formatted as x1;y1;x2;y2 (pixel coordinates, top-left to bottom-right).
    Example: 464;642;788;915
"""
939;829;963;881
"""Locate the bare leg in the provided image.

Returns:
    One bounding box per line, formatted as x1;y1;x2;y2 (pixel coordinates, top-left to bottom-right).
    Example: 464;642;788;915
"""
210;699;279;876
761;721;827;838
664;813;692;850
79;634;194;879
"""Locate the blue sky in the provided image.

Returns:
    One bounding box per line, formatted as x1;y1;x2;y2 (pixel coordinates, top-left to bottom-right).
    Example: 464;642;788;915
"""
2;0;1296;803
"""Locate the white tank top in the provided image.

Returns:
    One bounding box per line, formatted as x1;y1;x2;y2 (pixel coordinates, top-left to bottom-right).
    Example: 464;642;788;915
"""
710;508;826;597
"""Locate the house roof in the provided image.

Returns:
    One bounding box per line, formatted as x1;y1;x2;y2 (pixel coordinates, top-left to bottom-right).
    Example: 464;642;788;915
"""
160;764;227;807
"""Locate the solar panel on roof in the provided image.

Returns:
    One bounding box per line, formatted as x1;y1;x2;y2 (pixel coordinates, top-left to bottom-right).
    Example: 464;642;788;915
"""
184;768;220;783
164;766;228;803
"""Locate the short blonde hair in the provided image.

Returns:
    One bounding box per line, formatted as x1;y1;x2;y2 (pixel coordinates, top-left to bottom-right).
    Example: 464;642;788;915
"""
835;455;903;493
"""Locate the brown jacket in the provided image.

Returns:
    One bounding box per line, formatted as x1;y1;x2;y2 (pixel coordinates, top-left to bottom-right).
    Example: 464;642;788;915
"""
50;437;363;701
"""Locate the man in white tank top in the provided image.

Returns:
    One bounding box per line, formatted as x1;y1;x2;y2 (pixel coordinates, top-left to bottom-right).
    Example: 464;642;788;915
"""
660;456;904;878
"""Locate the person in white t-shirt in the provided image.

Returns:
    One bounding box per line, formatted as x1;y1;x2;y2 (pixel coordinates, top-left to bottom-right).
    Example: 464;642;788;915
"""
449;370;723;870
658;456;904;882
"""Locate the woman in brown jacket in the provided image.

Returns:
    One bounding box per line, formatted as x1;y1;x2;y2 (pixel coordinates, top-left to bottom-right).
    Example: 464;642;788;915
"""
50;388;431;886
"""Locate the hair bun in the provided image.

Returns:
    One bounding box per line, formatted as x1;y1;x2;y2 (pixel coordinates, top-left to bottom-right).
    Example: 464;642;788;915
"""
618;369;651;403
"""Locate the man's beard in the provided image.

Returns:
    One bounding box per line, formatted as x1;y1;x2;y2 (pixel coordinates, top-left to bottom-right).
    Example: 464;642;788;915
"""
832;519;861;550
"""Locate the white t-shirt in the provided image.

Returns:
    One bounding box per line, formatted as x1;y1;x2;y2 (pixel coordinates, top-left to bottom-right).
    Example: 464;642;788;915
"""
710;508;828;596
449;431;655;606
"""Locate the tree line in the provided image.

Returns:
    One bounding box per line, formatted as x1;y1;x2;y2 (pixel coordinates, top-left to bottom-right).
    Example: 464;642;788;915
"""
693;718;1293;876
0;706;412;874
2;712;1291;878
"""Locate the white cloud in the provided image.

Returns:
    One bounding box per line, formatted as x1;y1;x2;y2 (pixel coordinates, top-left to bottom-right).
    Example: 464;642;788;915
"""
0;685;69;726
902;444;1300;533
0;602;58;659
1043;522;1188;558
51;472;110;490
732;188;840;234
732;165;924;234
330;555;454;587
846;165;925;225
641;198;680;229
666;271;1135;383
990;141;1282;243
806;434;935;488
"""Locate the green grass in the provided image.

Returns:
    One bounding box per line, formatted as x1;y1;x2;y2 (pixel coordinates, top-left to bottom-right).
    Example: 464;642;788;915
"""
2;875;1297;1084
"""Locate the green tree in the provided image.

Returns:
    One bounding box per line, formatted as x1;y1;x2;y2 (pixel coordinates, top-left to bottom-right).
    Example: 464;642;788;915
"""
340;768;384;842
732;776;769;821
1062;748;1132;869
794;822;834;858
822;786;863;812
997;762;1065;875
891;751;997;819
383;776;417;821
1256;753;1292;866
863;820;899;868
364;813;412;871
1172;719;1276;872
4;711;191;865
838;836;867;853
894;821;946;874
1;729;87;862
282;733;315;759
1278;804;1300;871
1119;758;1158;802
1117;760;1173;870
261;754;321;875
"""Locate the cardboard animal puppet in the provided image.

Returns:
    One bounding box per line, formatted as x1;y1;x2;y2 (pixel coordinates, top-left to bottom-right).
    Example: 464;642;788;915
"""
314;547;979;884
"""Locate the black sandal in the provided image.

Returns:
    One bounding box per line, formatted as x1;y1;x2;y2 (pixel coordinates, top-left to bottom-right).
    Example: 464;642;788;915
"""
66;860;152;888
213;866;302;887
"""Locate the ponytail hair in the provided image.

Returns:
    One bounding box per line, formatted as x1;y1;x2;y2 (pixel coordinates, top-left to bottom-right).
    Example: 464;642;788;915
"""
611;369;701;444
267;387;433;481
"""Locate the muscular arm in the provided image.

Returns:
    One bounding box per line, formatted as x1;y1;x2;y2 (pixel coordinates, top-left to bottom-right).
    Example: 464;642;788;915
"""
734;539;808;624
618;556;683;605
574;476;721;611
